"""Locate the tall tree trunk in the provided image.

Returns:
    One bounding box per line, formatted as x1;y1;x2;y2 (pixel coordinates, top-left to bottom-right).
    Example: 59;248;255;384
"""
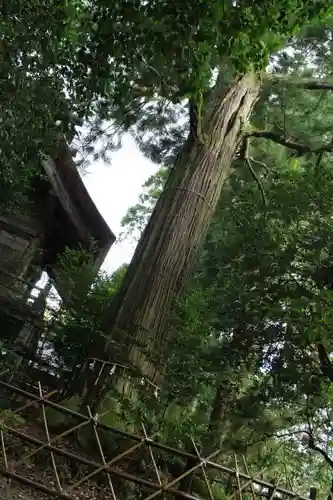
88;72;261;406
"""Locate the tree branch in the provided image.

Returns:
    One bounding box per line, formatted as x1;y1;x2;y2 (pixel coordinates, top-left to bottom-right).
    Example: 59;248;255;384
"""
305;409;333;470
308;433;333;470
247;429;310;448
239;136;267;206
247;130;333;156
317;343;333;382
268;74;333;91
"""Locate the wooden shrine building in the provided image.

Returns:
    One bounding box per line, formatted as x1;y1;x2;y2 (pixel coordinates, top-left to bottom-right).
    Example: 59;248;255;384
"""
0;140;116;299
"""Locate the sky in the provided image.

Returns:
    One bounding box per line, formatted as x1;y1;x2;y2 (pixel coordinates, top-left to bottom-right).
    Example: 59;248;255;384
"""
82;133;157;274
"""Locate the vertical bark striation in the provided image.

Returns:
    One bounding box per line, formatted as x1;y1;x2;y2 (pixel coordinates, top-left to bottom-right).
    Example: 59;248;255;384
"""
106;73;261;385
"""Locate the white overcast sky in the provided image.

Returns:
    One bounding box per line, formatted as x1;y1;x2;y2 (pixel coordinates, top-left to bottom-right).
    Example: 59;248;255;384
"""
82;133;157;274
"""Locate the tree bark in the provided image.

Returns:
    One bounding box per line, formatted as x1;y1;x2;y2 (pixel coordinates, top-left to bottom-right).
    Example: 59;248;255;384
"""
89;72;261;405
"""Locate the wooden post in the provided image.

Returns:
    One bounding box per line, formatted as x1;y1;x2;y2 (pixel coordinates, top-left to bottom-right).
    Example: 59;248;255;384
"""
309;487;317;500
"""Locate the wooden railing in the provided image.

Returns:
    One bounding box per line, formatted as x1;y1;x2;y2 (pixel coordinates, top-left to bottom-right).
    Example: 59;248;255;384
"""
0;377;315;500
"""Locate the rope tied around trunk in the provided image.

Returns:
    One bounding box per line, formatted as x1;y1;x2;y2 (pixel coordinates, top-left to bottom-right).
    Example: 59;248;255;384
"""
174;187;213;210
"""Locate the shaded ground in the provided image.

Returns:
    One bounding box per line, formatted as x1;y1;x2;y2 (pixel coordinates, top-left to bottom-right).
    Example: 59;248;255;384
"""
0;463;110;500
0;421;128;500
